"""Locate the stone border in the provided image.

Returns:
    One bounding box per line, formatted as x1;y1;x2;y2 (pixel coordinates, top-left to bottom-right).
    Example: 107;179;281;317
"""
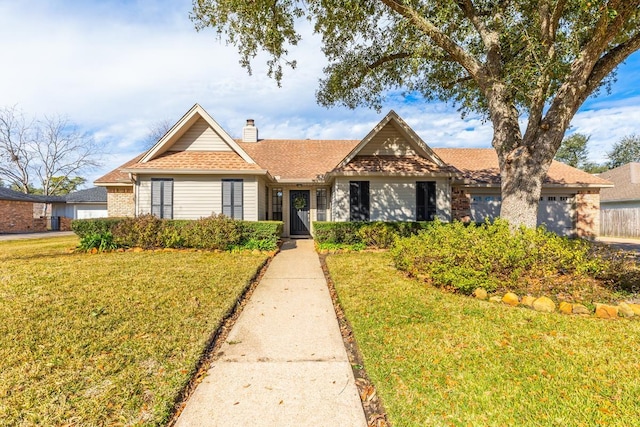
473;288;640;319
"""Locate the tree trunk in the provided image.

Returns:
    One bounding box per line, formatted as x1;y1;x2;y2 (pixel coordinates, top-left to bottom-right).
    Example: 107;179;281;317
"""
498;148;550;230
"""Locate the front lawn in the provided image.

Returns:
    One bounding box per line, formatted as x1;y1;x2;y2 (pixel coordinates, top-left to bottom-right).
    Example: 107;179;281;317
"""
327;252;640;427
0;236;269;425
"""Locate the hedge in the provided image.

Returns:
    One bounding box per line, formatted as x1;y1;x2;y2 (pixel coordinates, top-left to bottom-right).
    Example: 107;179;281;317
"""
73;215;283;252
313;221;431;249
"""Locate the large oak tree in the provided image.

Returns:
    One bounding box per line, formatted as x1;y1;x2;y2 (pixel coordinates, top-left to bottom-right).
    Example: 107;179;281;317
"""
192;0;640;228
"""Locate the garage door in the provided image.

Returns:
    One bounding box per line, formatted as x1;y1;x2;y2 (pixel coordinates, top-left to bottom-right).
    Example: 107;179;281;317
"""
470;194;575;236
77;207;108;219
537;195;575;237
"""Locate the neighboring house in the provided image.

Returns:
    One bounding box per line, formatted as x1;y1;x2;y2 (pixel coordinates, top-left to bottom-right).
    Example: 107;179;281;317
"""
95;104;611;238
598;163;640;238
51;187;108;219
0;188;63;233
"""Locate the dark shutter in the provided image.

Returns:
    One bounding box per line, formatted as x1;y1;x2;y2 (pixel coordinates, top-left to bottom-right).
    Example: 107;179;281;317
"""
151;180;162;217
232;180;243;220
417;181;436;221
350;181;370;221
162;179;173;219
151;179;173;219
222;179;243;219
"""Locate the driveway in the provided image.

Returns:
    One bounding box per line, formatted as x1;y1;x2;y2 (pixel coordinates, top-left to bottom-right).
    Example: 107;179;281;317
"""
0;231;76;241
596;236;640;254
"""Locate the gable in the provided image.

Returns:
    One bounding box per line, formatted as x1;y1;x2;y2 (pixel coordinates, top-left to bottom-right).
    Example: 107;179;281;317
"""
142;104;255;165
357;122;417;156
169;117;231;152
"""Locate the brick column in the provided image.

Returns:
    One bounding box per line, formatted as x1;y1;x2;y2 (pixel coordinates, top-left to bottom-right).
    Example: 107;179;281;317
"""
107;187;135;217
576;190;600;239
451;186;471;222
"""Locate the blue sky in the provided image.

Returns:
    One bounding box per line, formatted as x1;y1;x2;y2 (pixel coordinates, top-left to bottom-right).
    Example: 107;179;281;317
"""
1;0;639;185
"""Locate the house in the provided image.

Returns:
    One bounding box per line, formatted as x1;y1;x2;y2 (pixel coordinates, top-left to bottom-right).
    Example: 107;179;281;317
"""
51;187;108;220
94;104;611;238
598;163;640;238
0;188;64;233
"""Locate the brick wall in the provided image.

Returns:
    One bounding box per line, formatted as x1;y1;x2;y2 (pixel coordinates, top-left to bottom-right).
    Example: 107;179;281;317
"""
0;200;48;233
107;187;135;217
576;190;600;238
451;186;472;222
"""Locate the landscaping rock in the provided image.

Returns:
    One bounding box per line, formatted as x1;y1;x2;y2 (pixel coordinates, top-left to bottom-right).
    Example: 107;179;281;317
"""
473;288;488;300
618;302;635;318
489;296;502;303
626;303;640;316
532;297;556;313
559;301;573;315
595;304;619;319
521;296;536;307
502;292;519;306
572;304;590;315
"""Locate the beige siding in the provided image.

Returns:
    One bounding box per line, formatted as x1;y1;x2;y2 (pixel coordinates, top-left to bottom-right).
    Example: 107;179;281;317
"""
358;122;417;156
137;175;259;220
169;118;231;152
257;179;267;221
332;177;451;222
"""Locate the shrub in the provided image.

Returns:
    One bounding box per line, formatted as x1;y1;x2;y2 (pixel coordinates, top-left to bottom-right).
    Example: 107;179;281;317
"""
313;221;431;249
239;221;283;251
112;214;165;249
75;215;282;252
71;218;124;238
180;214;243;250
78;231;118;252
357;222;397;249
390;219;611;295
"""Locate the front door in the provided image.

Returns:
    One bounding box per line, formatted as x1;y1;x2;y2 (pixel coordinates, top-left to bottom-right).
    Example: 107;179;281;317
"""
290;190;310;236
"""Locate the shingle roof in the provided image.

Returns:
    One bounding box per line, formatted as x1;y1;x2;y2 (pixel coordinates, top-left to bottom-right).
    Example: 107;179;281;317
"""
95;154;144;185
0;187;39;201
65;187;107;203
239;139;359;180
123;151;264;172
433;148;611;186
332;155;457;175
0;187;65;203
598;162;640;202
95;142;612;188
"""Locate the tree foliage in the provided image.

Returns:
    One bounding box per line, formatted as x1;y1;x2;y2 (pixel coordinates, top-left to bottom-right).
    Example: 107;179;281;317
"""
192;0;640;228
555;133;590;168
0;106;101;195
607;134;640;168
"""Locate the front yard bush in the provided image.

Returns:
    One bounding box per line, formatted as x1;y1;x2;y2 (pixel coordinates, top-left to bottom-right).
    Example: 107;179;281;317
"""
391;219;611;295
313;221;430;249
72;215;282;251
71;217;124;238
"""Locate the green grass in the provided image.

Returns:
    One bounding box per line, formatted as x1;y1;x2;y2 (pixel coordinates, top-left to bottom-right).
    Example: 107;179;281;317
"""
327;252;640;427
0;236;269;426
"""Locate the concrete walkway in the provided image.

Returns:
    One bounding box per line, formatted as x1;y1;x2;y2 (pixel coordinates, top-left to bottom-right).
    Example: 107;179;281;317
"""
596;236;640;254
175;239;367;427
0;231;75;241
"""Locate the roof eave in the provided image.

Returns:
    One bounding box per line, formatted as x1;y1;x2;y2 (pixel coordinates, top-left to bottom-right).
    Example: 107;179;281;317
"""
94;182;133;187
121;168;271;176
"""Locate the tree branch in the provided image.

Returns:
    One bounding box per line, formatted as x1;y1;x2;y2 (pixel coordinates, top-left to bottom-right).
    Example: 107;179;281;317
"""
378;0;483;79
367;52;412;69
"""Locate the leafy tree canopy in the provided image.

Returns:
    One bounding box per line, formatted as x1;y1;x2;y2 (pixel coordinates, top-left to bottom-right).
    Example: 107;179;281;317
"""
555;133;590;169
607;134;640;168
193;0;640;228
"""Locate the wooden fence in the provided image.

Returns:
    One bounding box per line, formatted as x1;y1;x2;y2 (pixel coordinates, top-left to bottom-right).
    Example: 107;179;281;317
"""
600;208;640;238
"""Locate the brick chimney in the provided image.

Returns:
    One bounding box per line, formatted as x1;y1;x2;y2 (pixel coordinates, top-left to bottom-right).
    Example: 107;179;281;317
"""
242;119;258;143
